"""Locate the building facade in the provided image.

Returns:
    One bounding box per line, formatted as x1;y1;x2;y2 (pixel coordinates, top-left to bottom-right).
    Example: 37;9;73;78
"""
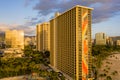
5;30;24;49
108;36;120;46
36;22;50;51
95;32;107;45
50;5;93;80
24;37;31;46
24;36;36;46
116;40;120;46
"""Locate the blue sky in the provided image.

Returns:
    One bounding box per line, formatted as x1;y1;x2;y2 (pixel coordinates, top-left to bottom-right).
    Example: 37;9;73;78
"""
0;0;120;38
0;0;34;24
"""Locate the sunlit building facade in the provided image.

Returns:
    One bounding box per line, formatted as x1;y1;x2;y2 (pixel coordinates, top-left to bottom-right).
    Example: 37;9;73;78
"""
5;30;24;49
24;37;31;46
24;36;36;46
95;32;107;45
50;5;93;80
116;40;120;46
36;22;50;51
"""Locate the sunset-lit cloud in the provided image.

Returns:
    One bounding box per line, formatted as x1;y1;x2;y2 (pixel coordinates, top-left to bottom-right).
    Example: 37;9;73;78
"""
0;0;120;36
26;0;120;36
30;0;120;23
0;23;35;35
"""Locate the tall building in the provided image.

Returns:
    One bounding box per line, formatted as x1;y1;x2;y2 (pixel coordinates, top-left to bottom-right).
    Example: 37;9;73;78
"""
95;32;107;45
36;22;50;51
50;5;93;80
5;30;24;49
50;12;60;67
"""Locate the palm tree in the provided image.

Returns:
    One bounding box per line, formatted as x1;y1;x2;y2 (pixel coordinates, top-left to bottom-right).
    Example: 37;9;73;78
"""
99;74;104;80
106;76;112;80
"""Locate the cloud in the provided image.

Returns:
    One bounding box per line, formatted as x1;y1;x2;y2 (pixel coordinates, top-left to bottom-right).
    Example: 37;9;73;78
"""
0;24;10;32
0;23;35;36
20;0;120;35
32;0;120;24
92;0;120;23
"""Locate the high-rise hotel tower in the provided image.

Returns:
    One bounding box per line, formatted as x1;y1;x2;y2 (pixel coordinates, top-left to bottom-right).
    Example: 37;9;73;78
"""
50;5;93;80
5;30;24;49
36;22;50;51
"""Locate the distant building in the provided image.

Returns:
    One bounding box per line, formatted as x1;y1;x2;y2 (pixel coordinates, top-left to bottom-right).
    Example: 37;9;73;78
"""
5;30;24;49
36;22;50;51
109;36;120;46
0;36;4;42
95;32;107;45
31;36;36;46
0;32;5;43
24;36;36;46
116;40;120;46
92;39;95;45
24;37;31;46
50;5;93;80
108;37;113;46
0;33;5;49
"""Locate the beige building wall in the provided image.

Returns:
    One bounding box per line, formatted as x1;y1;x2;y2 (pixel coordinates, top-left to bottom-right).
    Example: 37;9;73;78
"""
109;37;114;46
5;30;24;49
36;25;40;50
95;32;107;45
36;22;50;51
50;12;60;67
24;36;36;46
50;5;93;80
31;36;36;46
50;19;55;66
24;37;31;46
116;40;120;46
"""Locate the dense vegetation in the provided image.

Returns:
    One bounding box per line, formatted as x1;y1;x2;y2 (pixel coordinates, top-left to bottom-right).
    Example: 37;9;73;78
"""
92;45;120;56
0;46;65;80
1;45;120;79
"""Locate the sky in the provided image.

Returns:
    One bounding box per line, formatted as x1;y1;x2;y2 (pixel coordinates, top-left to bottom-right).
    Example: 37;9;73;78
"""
0;0;120;38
